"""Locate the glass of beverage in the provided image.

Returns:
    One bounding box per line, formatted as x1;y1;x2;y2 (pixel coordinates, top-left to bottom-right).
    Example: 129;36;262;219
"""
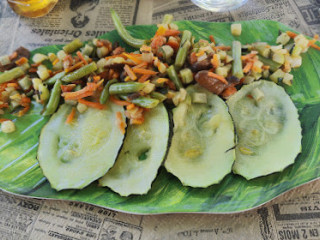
7;0;59;18
191;0;248;12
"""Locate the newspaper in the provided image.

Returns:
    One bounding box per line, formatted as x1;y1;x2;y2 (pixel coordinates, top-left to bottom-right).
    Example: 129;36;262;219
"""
1;0;320;239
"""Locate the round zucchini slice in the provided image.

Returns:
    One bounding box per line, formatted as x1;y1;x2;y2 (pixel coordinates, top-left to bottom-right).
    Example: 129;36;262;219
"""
226;80;302;180
165;85;235;188
37;103;126;190
99;103;169;196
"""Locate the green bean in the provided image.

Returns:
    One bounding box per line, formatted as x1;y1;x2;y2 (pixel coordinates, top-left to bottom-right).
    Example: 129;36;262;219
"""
120;95;159;108
162;14;173;24
167;65;183;90
258;55;282;72
45;71;66;85
62;62;97;83
63;39;83;54
111;9;146;48
232;41;244;79
42;80;62;116
0;67;25;84
100;79;118;104
174;31;192;69
109;82;145;95
150;92;167;102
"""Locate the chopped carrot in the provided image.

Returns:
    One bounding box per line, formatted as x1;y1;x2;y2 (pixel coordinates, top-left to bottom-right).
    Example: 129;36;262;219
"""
0;119;11;123
241;52;257;61
124;64;137;80
138;74;151;83
166;80;176;90
65;61;84;73
167;38;180;51
17;105;30;117
132;62;148;69
77;51;88;65
15;57;28;66
222;86;237;99
163;29;181;37
209;35;216;44
28;67;37;73
7;83;19;89
211;54;220;69
110;96;131;106
262;65;270;70
123;53;143;65
156;78;169;84
155;25;167;36
314;34;319;40
9;52;17;61
52;58;60;66
78;99;105;110
140;45;151;52
213;46;231;51
116;111;126;134
126;103;135;110
61;84;76;92
31;62;41;67
131;118;144;125
243;61;253;73
207;72;228;85
105;54;126;61
132;68;158;75
0;103;9;109
286;31;297;38
66;107;76;124
95;40;104;48
151;35;166;50
189;52;197;64
308;39;317;46
62;82;100;100
64;54;73;63
196;50;205;57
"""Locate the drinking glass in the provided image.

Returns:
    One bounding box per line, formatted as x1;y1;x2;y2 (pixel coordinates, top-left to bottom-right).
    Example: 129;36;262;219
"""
191;0;248;12
7;0;59;18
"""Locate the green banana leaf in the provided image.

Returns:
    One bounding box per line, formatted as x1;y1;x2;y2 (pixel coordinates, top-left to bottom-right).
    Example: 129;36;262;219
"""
1;20;320;214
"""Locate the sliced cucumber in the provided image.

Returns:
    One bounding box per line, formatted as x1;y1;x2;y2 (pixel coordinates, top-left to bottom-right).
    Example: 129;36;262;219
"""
226;80;302;180
99;103;169;196
37;103;126;190
165;85;235;188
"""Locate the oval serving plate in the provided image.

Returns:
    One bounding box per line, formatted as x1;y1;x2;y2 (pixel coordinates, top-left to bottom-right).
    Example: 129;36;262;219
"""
0;20;320;214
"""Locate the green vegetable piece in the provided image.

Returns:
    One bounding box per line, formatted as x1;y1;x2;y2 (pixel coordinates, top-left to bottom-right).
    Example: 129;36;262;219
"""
63;39;83;54
0;67;25;84
61;62;97;83
100;79;118;104
37;103;126;190
45;71;66;85
109;82;145;95
165;84;235;187
232;41;244;79
175;30;192;69
110;9;146;48
226;80;302;180
99;103;169;196
42;80;62;116
120;95;160;108
150;92;167;102
162;14;173;24
180;68;193;84
167;65;183;90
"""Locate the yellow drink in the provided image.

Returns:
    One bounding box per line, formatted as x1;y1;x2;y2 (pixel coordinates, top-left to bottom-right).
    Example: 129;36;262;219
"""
7;0;59;18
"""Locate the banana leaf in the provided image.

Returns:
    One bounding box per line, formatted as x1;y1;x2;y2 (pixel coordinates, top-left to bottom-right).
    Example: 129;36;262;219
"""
0;20;320;214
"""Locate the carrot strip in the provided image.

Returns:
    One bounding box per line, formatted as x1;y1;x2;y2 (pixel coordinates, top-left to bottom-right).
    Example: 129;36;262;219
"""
207;72;228;84
209;35;216;44
167;39;180;51
243;61;253;73
78;99;105;110
0;119;11;123
77;51;88;65
123;53;143;65
18;105;30;117
65;61;84;73
213;46;231;51
28;67;37;73
126;103;135;110
93;75;101;83
241;52;257;61
124;64;137;80
61;84;76;92
66;107;76;124
62;82;99;100
7;83;19;89
15;57;28;66
211;54;220;69
310;43;320;51
140;45;151;52
132;68;158;75
286;31;298;38
116;111;126;134
132;62;148;69
0;103;9;109
155;26;167;36
52;58;60;66
222;86;237;99
156;78;169;84
163;29;181;37
31;62;41;67
131;118;144;125
138;74;151;83
110;96;131;106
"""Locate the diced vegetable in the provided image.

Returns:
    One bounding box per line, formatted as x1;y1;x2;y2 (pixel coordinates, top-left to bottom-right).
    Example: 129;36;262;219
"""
231;23;242;36
1;120;15;133
63;39;83;54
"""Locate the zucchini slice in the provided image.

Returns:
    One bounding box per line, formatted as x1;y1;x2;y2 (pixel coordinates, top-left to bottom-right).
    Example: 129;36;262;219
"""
99;103;169;196
165;85;235;188
37;103;125;190
227;80;302;180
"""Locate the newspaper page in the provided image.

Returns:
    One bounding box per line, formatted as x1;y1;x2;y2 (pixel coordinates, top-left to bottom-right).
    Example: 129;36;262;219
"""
0;0;142;55
0;179;319;240
152;0;318;36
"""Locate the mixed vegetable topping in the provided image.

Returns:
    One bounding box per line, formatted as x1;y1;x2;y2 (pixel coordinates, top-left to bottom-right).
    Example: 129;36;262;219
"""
0;11;319;134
